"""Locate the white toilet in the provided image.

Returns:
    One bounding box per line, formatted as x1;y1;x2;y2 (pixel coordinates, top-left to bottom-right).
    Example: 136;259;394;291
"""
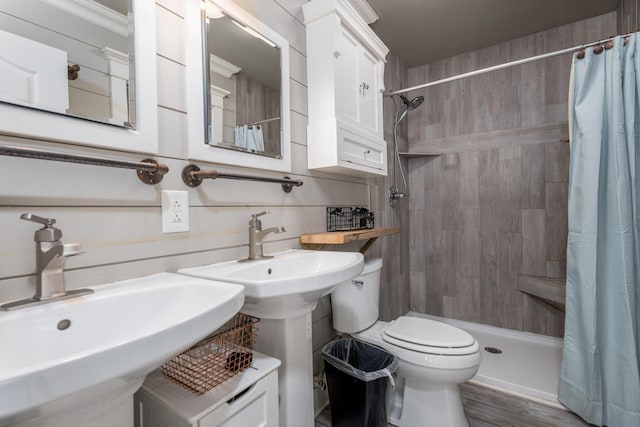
331;258;481;427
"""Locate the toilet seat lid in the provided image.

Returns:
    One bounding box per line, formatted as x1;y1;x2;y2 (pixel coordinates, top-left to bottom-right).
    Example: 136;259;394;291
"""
383;316;476;350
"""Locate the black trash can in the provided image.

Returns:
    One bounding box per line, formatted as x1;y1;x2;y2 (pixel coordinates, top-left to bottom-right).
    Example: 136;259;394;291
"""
322;338;397;427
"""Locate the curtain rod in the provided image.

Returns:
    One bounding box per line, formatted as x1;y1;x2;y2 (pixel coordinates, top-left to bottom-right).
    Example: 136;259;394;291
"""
385;32;636;96
249;117;280;126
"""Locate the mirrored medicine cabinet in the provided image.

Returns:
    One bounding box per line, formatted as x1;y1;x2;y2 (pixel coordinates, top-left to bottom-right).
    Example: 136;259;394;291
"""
0;0;158;153
186;0;291;172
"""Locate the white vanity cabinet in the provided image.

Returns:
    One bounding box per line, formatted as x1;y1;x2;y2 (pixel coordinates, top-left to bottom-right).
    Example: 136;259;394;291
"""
134;352;280;427
303;0;389;177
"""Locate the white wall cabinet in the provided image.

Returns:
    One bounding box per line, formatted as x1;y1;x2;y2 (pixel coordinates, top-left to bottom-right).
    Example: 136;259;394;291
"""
134;352;280;427
303;0;389;177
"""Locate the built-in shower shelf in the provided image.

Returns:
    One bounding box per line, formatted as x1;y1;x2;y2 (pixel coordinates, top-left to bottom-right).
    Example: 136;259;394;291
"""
300;227;400;254
399;152;441;158
518;275;566;312
401;123;569;157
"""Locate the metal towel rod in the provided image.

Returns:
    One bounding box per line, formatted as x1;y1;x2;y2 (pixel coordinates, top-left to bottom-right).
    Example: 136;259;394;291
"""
0;145;169;184
181;164;303;193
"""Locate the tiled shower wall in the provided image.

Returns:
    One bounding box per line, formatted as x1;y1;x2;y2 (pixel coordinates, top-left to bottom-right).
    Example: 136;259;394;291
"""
404;12;616;337
368;52;411;322
619;0;640;33
408;139;569;336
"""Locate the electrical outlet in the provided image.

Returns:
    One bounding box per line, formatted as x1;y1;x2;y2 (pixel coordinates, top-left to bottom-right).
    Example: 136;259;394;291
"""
161;190;189;233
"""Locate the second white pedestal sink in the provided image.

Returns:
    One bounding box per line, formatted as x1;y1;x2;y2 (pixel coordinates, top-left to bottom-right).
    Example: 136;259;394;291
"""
0;273;244;427
179;249;364;427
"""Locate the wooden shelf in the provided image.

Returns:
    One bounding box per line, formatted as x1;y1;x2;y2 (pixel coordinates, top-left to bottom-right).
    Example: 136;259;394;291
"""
300;227;400;253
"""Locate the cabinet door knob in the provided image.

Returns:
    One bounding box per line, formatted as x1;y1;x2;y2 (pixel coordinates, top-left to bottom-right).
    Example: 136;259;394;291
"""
333;51;341;58
360;82;370;94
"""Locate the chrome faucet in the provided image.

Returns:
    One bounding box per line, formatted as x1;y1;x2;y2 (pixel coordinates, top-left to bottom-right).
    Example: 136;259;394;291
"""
241;211;286;262
0;214;93;311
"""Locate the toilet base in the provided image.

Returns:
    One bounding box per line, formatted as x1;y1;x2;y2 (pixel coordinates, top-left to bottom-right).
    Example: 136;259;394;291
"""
390;358;471;427
394;380;468;427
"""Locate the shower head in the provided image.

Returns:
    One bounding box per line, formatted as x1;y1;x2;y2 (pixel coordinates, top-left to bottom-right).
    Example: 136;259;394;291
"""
395;94;424;125
399;94;425;111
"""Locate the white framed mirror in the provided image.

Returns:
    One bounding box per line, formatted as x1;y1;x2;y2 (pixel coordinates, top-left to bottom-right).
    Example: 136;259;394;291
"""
186;0;291;172
0;0;158;153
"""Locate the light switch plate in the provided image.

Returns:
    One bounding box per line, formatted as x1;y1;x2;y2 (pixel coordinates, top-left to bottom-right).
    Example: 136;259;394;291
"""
161;190;189;233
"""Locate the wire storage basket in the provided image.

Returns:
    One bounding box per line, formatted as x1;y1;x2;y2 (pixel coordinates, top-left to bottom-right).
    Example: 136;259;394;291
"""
161;312;259;394
326;207;374;232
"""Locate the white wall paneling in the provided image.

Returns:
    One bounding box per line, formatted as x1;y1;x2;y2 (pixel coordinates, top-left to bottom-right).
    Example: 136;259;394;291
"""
0;0;370;416
157;56;187;112
0;205;331;281
156;4;186;64
289;47;308;85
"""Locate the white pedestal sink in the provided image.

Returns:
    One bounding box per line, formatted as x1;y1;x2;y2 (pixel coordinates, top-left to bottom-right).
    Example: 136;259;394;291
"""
179;249;364;427
0;273;244;427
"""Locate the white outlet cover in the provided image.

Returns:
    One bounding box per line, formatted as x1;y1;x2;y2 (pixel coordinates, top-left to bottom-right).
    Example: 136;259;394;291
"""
161;190;189;233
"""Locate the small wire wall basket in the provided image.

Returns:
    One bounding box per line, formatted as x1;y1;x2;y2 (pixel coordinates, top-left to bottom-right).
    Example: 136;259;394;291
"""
326;207;374;232
161;312;259;395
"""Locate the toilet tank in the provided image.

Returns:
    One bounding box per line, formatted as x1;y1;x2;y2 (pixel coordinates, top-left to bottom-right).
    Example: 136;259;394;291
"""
331;258;383;333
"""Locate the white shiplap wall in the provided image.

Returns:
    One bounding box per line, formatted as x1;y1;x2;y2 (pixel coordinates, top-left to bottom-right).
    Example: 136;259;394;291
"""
0;0;369;412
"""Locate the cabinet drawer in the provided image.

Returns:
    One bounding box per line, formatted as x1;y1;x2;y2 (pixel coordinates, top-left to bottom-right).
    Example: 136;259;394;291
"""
199;371;278;427
338;128;386;171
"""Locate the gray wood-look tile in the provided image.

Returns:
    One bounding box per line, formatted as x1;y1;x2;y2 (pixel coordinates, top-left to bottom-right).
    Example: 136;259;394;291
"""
459;150;480;209
479;183;500;325
618;0;639;33
425;204;443;254
546;260;567;278
409;209;425;272
370;51;411;324
522;293;565;336
408;158;427;211
546;182;569;262
441;154;462;231
402;14;616;338
442;230;461;298
521;144;546;209
479;149;500;185
498;147;522;233
460;383;593;427
316;381;595;427
461;208;480;279
409;123;568;156
498;232;523;306
502;303;524;331
425;253;444;316
522;209;547;276
409;270;427;313
545;142;570;183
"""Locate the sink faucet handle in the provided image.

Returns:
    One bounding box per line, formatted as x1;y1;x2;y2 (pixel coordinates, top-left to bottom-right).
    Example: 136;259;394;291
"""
20;213;56;227
252;210;270;220
20;213;62;242
250;210;270;227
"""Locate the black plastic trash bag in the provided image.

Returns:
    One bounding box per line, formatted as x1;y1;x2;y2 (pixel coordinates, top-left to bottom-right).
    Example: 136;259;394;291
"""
322;338;397;427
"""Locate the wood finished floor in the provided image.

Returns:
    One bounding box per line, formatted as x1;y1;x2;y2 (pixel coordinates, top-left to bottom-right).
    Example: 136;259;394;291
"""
315;383;594;427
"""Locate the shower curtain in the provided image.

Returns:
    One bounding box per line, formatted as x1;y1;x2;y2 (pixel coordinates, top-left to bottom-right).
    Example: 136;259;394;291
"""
559;35;640;426
234;125;264;152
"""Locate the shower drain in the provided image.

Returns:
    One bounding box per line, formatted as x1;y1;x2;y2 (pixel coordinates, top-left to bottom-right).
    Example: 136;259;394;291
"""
484;346;502;354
